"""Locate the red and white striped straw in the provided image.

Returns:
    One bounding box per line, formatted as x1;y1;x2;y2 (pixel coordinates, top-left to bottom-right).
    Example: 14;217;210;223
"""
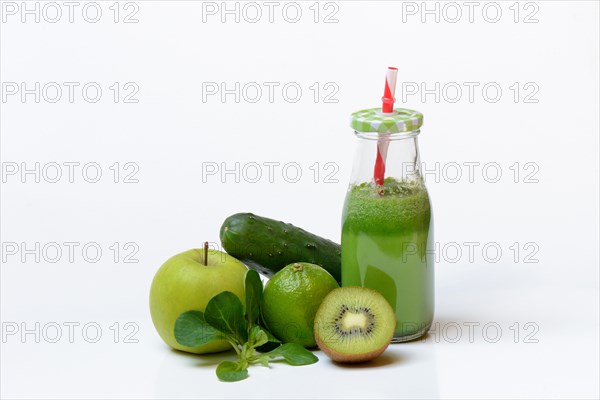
381;67;398;113
374;67;398;186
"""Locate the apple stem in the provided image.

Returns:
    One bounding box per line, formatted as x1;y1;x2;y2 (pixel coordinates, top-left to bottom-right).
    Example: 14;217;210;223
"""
203;241;209;266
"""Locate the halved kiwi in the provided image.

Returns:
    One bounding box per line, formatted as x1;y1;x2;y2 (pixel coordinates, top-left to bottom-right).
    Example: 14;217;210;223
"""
314;286;396;363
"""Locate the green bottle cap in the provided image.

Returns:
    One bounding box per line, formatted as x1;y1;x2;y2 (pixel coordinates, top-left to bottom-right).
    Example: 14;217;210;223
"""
350;108;423;134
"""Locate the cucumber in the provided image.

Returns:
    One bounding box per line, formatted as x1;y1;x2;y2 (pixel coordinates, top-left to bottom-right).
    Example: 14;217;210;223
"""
220;213;341;283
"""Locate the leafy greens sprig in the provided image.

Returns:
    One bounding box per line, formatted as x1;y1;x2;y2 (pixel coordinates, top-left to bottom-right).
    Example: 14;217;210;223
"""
174;269;318;382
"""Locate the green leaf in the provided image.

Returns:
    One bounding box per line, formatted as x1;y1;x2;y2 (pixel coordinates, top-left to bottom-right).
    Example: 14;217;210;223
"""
263;343;319;366
216;361;248;382
255;325;281;353
204;291;248;343
244;270;263;326
174;311;224;348
262;327;281;344
248;325;269;349
252;355;271;368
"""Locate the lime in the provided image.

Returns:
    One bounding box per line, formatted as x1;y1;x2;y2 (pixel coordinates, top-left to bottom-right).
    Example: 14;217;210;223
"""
262;262;339;348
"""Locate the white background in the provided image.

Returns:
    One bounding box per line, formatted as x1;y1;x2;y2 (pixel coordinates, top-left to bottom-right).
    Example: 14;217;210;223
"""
1;1;599;399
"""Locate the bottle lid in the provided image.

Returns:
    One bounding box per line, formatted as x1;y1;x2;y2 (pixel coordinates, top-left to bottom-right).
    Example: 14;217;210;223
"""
350;108;423;133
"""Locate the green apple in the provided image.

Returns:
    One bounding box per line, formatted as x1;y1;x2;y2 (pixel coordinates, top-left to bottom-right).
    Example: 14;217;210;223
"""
149;248;247;354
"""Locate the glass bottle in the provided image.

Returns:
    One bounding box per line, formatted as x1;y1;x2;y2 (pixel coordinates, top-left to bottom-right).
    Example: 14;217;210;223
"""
342;108;434;342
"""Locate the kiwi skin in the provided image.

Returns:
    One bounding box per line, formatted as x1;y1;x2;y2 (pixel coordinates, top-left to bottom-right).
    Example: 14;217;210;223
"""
314;287;396;363
316;335;394;363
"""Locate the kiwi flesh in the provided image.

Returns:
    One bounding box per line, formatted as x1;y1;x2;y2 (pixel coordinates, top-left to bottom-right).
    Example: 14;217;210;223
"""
314;286;395;362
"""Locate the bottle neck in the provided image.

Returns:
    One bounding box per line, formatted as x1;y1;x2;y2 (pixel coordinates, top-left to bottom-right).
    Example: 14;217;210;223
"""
349;132;423;186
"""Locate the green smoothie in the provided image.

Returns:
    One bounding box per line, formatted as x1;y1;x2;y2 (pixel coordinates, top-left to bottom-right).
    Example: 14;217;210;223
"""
341;178;434;341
